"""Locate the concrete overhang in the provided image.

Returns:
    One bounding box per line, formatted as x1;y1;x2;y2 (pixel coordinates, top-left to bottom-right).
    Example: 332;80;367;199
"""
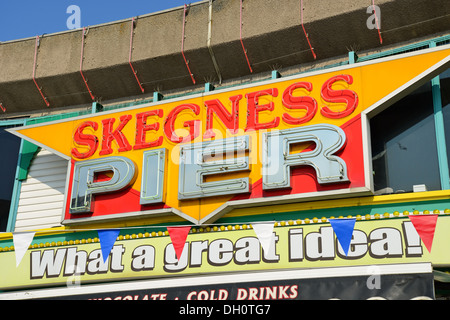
0;0;449;116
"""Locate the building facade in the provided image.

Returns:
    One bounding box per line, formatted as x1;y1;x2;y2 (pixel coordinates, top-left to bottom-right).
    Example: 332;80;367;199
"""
0;0;449;300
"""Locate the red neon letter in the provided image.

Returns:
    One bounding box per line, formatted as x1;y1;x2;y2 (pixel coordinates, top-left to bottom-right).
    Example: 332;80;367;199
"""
282;82;317;125
100;115;133;155
203;95;242;139
134;109;164;150
71;121;99;159
321;75;358;119
164;104;201;143
245;88;279;131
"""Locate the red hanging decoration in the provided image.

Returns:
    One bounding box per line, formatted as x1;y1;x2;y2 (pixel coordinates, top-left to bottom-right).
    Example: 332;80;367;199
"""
33;36;50;107
80;28;96;101
408;215;438;253
167;227;192;260
300;0;317;60
129;18;145;93
240;0;253;73
182;5;196;85
372;0;383;44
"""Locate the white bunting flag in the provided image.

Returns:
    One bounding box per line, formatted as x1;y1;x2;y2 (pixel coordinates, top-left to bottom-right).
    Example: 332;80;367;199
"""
13;232;35;267
252;223;275;253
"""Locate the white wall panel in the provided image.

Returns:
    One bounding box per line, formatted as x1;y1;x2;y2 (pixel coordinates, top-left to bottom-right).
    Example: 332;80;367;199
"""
14;149;68;232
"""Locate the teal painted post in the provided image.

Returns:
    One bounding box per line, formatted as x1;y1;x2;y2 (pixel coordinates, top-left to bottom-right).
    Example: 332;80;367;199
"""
92;102;104;114
271;70;281;79
153;92;163;102
348;51;358;64
205;83;215;92
430;42;450;190
432;78;450;189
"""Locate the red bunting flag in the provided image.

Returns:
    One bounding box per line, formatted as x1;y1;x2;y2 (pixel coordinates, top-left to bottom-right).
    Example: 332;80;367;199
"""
167;227;191;260
408;215;438;253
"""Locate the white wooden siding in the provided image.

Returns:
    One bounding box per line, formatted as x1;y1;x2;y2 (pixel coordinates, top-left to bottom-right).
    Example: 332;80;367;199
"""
14;149;68;232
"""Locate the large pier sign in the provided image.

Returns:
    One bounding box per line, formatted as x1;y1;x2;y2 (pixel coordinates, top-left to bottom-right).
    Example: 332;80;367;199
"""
9;46;450;225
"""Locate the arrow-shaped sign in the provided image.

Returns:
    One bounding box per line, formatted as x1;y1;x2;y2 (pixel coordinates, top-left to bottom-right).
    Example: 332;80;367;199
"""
8;45;450;226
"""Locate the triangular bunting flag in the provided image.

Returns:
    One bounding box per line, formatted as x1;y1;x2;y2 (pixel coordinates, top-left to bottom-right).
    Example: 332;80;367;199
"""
13;232;35;267
408;215;438;253
98;229;120;263
329;218;356;256
252;223;275;253
167;227;191;260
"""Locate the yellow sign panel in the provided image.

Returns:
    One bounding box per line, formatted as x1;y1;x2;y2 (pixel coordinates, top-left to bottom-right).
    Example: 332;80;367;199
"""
8;46;450;225
1;216;449;291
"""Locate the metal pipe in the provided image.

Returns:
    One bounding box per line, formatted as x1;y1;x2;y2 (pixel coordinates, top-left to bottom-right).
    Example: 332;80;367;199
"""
239;0;253;73
207;0;223;84
300;0;317;60
129;17;145;93
80;27;96;101
32;36;50;107
182;4;196;85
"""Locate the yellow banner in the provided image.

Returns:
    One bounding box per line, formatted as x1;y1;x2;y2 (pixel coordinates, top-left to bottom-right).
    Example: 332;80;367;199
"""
2;216;450;291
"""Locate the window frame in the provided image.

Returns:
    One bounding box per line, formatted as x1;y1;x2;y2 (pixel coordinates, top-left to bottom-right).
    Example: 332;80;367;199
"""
362;42;450;195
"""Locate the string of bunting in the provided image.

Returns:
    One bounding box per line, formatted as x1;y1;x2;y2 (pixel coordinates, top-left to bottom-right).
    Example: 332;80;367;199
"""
3;209;445;267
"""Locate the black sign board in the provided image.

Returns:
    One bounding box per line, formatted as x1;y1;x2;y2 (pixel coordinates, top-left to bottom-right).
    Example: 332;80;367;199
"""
40;271;434;300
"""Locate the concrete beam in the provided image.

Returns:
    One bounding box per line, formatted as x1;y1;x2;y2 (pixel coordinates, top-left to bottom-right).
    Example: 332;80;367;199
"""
0;0;449;115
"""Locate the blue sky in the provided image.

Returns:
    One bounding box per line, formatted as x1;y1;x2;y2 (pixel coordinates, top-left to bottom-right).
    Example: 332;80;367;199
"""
0;0;192;42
